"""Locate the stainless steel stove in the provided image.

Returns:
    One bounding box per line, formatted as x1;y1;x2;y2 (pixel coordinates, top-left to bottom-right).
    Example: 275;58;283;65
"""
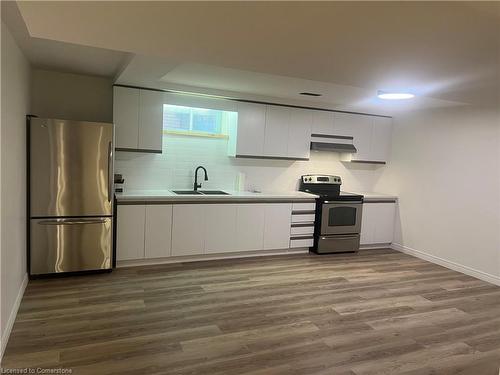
299;174;364;254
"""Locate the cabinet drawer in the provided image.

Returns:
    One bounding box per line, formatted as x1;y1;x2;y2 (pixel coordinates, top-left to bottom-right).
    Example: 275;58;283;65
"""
291;214;316;223
292;202;316;211
290;225;315;236
290;238;314;248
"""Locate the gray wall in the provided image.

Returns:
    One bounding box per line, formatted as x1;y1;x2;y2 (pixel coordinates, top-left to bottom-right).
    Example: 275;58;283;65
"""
375;105;500;283
31;69;113;122
1;20;31;358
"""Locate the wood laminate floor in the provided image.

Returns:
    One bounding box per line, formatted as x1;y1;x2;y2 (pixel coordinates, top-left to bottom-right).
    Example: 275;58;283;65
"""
3;249;500;374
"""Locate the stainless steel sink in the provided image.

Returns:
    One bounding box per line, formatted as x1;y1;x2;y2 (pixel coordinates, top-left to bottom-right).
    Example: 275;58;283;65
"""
172;190;230;195
171;190;202;195
199;190;230;195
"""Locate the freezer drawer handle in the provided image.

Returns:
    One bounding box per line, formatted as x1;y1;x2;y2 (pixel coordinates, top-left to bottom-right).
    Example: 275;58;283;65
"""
323;201;363;204
38;218;109;225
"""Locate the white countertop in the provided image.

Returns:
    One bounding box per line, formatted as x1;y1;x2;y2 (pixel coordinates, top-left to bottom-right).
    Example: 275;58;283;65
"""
350;191;398;201
116;189;318;203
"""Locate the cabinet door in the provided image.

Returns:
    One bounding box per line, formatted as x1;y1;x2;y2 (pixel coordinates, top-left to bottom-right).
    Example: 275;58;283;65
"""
172;205;205;256
360;203;395;244
311;110;334;135
371;117;393;163
287;108;312;159
116;205;145;260
360;204;376;245
236;204;265;251
236;102;266;156
264;106;289;157
138;90;164;152
263;204;292;250
144;205;172;259
205;204;238;253
113;86;139;149
373;203;396;243
334;113;373;161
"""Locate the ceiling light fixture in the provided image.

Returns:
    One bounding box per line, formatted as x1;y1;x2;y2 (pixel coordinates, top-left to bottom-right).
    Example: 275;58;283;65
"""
377;90;415;100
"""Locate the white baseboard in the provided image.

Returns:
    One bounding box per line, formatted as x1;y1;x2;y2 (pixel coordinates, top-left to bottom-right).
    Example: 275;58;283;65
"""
1;273;28;363
117;248;310;268
360;243;391;250
391;243;500;287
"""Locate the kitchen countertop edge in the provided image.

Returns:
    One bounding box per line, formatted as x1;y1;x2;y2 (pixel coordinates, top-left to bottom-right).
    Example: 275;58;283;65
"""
115;190;319;204
351;191;398;202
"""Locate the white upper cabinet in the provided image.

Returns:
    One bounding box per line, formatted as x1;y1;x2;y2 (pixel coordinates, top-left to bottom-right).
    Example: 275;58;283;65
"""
370;117;393;163
334;113;373;161
334;113;393;164
113;86;139;150
232;102;266;157
311;110;334;135
113;86;163;152
138;89;164;151
231;103;311;160
288;108;312;159
264;106;290;157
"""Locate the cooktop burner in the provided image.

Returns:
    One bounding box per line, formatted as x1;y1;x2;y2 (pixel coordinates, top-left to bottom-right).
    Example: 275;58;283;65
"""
298;174;364;202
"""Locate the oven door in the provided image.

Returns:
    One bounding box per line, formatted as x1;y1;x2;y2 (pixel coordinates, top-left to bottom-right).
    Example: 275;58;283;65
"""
320;201;363;235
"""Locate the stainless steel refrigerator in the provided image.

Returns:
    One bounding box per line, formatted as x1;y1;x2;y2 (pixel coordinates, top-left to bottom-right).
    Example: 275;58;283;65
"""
29;118;114;276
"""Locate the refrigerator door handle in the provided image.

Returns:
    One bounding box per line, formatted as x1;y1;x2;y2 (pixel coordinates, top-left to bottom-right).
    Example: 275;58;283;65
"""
107;141;113;202
38;218;110;225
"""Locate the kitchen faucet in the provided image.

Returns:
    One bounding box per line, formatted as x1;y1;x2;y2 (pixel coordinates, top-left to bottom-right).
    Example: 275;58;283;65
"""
193;166;208;191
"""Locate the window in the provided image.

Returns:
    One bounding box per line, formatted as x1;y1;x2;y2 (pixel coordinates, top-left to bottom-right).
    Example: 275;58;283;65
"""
163;104;236;137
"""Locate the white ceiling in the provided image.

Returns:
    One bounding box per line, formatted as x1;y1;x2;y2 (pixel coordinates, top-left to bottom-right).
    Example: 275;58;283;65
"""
1;1;130;78
116;56;463;115
5;1;500;112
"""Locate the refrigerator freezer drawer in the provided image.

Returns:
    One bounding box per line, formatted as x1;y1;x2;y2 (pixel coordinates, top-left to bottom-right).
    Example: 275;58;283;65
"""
30;217;112;275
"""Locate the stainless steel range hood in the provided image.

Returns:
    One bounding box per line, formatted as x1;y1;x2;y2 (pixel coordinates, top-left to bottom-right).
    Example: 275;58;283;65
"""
310;134;357;153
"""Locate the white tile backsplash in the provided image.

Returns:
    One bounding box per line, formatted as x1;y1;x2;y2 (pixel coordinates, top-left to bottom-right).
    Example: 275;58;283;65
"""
115;134;385;192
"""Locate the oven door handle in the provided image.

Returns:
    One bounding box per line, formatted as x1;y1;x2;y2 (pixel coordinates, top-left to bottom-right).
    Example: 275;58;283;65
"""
323;201;363;204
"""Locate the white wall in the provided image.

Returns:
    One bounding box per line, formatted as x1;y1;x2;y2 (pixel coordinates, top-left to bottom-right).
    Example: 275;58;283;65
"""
376;105;500;281
0;20;30;357
31;69;112;122
115;134;386;193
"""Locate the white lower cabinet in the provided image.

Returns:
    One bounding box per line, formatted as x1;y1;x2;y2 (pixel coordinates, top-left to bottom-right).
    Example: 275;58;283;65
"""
264;204;292;250
205;204;238;253
360;202;396;245
117;202;307;262
116;205;145;261
236;204;265;251
171;204;205;256
144;205;173;259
